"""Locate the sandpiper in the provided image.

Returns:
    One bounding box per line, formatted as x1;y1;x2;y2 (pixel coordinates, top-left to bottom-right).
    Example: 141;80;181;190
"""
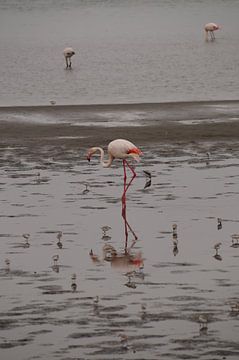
56;231;63;249
217;218;222;230
172;224;178;239
82;183;90;194
199;314;208;329
71;273;77;292
22;233;30;248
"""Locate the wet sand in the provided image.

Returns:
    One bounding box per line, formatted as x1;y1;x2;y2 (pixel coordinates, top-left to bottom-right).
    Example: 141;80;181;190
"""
1;100;239;149
1;101;239;360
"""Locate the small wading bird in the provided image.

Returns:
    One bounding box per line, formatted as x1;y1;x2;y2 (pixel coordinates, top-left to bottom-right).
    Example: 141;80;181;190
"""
204;23;221;41
217;218;222;230
213;242;222;261
87;139;142;235
140;303;147;320
82;183;89;195
101;225;111;240
5;258;10;272
231;234;239;248
71;273;77;292
230;302;239;313
199;314;208;330
172;224;178;239
63;47;75;69
52;255;60;272
56;231;63;249
22;233;30;248
93;295;99;306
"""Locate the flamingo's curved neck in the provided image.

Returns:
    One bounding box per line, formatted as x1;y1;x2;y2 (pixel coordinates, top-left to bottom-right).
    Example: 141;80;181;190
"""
94;147;114;168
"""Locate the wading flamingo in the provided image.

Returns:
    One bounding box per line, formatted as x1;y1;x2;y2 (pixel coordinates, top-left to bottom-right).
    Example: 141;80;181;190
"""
204;23;220;41
63;47;75;68
87;139;142;241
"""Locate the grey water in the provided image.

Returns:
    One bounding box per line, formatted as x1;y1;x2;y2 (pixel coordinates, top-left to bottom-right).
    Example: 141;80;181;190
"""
1;2;239;360
0;0;239;106
1;140;239;360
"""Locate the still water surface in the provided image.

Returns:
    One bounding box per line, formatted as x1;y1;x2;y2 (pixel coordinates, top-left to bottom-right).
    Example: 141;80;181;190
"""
0;138;239;359
0;0;239;106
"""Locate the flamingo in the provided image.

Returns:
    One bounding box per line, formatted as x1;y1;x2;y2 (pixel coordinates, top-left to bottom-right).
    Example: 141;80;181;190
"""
63;47;75;68
87;139;142;243
204;23;220;41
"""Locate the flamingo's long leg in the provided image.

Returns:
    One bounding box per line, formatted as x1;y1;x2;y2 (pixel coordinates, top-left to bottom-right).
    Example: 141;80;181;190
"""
122;160;127;217
121;159;138;242
122;159;136;201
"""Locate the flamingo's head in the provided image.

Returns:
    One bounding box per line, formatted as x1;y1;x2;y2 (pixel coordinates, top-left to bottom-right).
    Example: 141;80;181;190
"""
86;147;97;162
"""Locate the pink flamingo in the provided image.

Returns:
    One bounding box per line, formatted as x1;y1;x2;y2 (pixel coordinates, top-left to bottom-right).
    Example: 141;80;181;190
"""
87;139;142;243
204;23;220;41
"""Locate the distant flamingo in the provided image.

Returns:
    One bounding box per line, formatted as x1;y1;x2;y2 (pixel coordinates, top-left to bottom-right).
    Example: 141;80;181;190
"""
63;47;75;68
204;23;220;41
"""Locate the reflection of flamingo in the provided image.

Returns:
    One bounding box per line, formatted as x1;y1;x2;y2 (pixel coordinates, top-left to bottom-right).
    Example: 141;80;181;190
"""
204;23;220;41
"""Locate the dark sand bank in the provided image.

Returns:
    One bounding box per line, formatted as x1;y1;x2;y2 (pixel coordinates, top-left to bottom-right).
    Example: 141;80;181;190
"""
0;100;239;149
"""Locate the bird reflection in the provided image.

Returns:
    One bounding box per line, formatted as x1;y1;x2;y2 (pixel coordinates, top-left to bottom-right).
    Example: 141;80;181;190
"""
71;273;77;292
82;183;90;195
229;302;239;315
103;244;117;261
56;231;63;249
5;258;10;273
125;275;137;289
125;264;145;280
171;224;179;256
35;172;41;184
22;233;30;248
140;303;147;319
231;234;239;248
198;315;208;335
206;152;210;166
173;242;179;256
52;255;60;272
93;295;100;314
213;242;222;261
93;295;99;306
217;218;222;230
143;170;151;189
172;224;178;239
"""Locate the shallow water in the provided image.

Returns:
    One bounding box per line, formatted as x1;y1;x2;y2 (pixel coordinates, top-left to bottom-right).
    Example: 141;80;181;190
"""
1;134;239;359
0;0;239;106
